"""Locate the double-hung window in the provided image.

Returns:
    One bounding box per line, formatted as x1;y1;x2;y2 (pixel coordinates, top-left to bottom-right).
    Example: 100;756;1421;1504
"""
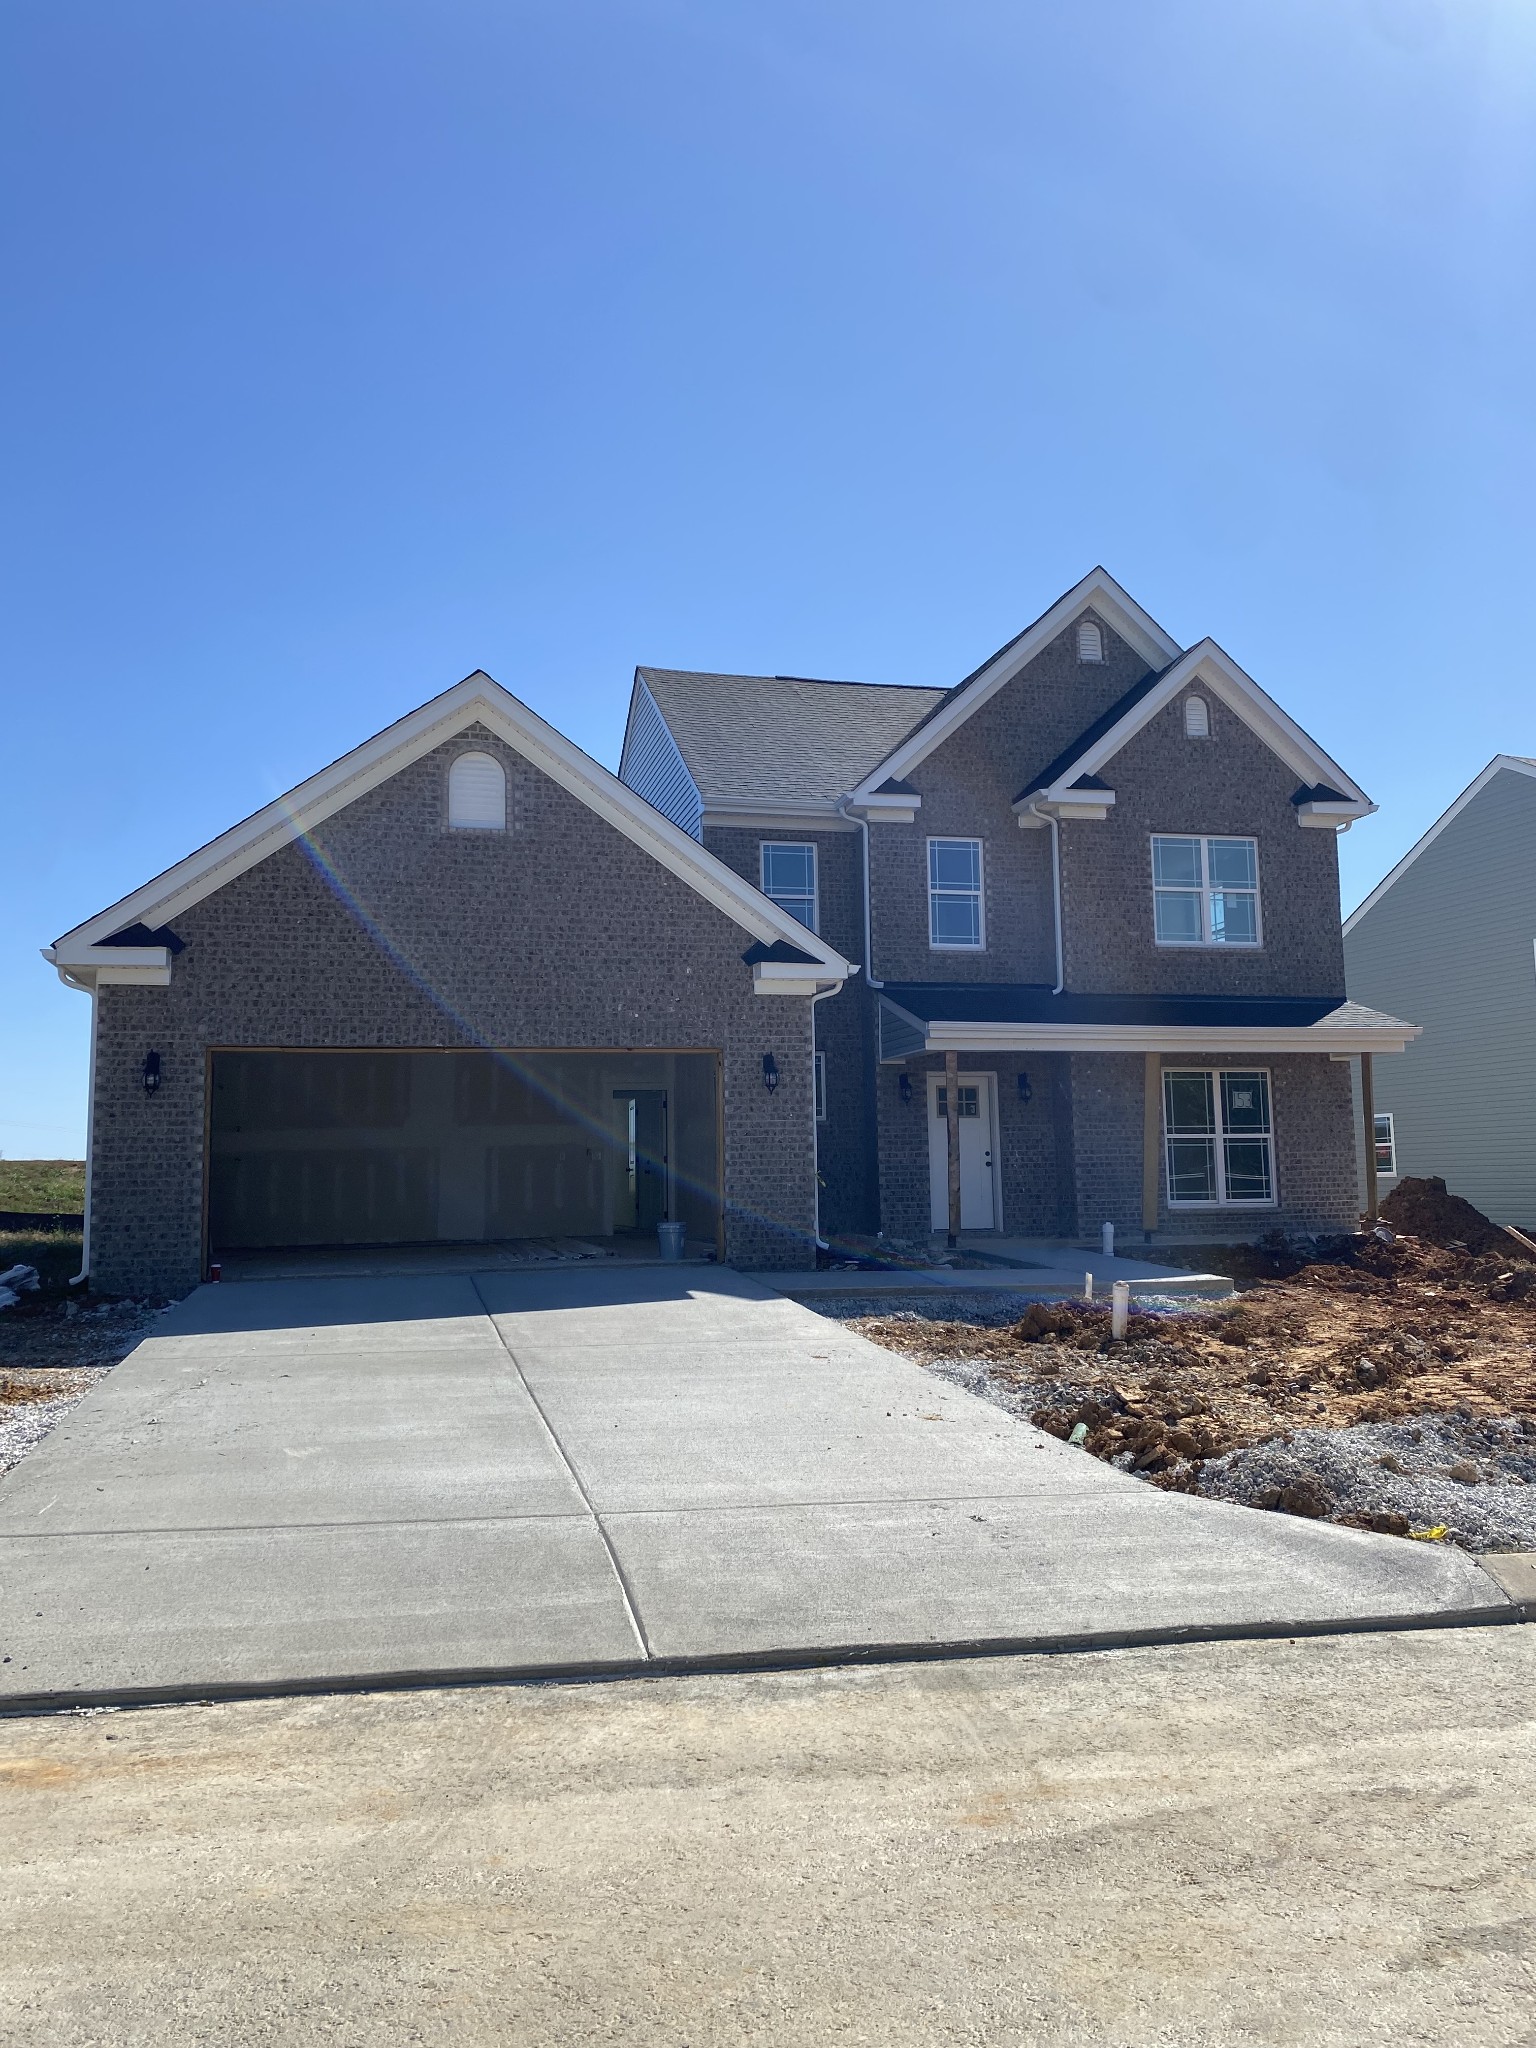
1152;836;1260;946
1164;1069;1275;1207
928;838;984;949
760;842;818;932
1373;1111;1396;1176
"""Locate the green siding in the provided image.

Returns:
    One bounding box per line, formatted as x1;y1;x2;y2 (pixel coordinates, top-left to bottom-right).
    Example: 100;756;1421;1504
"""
1344;765;1536;1225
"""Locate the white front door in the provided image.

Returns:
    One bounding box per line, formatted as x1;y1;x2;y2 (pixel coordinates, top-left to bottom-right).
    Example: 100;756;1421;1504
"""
927;1074;997;1231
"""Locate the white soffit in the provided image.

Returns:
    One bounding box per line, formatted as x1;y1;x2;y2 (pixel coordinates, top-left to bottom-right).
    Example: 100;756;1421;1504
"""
49;672;854;984
1343;756;1536;936
847;567;1184;799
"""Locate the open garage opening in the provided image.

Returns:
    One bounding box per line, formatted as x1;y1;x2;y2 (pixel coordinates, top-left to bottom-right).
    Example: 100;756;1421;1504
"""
207;1048;723;1267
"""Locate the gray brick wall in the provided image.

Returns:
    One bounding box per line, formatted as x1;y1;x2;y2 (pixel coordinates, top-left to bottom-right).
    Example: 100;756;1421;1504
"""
89;726;819;1294
874;1051;1073;1243
1060;686;1346;997
871;1048;1357;1245
867;614;1153;984
703;824;876;1238
1070;1051;1359;1242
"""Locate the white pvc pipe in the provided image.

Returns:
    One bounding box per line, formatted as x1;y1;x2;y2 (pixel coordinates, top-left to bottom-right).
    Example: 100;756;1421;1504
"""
1111;1279;1130;1340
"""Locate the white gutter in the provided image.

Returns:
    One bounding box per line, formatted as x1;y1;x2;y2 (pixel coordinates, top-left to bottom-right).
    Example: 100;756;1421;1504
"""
1026;802;1065;995
919;1019;1422;1056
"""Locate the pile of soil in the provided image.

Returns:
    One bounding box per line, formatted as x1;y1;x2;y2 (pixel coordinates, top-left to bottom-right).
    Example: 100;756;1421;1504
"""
1378;1175;1533;1256
852;1226;1536;1548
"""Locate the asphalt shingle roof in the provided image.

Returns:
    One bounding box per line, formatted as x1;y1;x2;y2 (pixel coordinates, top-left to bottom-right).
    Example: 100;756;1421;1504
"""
881;985;1414;1032
638;669;946;808
1012;666;1173;803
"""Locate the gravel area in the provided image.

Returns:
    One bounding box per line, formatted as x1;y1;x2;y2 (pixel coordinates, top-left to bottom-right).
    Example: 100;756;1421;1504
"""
0;1296;168;1477
0;1369;111;1478
1198;1415;1536;1551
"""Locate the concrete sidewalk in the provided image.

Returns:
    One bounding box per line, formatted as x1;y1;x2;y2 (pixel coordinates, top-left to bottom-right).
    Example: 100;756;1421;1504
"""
0;1267;1514;1708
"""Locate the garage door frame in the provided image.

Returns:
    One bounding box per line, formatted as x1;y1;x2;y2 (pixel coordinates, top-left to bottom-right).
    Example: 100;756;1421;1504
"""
201;1044;727;1273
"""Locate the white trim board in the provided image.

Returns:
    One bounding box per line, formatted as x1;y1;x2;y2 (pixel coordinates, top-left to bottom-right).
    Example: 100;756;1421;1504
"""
1023;641;1373;817
1343;755;1536;935
847;568;1183;801
875;995;1418;1058
46;671;855;992
915;1020;1418;1055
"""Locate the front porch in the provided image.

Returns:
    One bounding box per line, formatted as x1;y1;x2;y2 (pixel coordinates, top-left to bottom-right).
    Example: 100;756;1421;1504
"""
873;986;1420;1248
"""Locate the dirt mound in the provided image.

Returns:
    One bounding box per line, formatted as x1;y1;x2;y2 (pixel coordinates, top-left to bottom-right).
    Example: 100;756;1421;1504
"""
1379;1176;1524;1256
850;1228;1536;1545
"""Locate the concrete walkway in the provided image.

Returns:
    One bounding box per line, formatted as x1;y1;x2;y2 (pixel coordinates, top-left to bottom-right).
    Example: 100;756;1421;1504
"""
0;1268;1514;1708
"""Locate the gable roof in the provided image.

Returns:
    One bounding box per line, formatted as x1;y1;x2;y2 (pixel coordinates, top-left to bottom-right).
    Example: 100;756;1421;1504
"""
1342;755;1536;936
846;567;1184;802
1013;639;1374;819
629;668;944;814
46;672;855;990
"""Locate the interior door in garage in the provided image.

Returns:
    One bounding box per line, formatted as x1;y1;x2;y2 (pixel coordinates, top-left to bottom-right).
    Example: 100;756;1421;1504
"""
207;1048;720;1254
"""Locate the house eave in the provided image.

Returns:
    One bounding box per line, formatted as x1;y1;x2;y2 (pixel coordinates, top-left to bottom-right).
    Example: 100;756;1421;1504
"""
48;672;855;992
901;1019;1422;1057
752;962;848;998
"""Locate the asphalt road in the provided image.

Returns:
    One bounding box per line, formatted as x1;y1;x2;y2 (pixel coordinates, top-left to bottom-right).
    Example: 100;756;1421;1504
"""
0;1267;1508;1706
4;1625;1534;2046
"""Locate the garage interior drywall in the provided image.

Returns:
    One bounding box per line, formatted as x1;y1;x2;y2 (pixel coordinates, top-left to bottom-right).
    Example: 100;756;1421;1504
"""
207;1049;721;1252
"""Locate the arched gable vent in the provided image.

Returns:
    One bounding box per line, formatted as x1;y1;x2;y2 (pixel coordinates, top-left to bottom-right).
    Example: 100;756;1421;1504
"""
448;750;508;830
1076;618;1104;663
1183;694;1210;739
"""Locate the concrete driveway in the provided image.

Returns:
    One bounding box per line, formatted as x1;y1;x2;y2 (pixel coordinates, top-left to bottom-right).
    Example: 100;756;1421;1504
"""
0;1267;1513;1706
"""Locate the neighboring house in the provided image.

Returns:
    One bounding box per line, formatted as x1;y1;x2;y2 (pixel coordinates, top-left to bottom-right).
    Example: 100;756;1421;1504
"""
48;567;1416;1298
623;567;1416;1247
1343;755;1536;1227
46;679;853;1295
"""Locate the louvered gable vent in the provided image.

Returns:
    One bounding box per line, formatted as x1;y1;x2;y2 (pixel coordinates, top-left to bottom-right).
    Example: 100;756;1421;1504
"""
448;750;507;830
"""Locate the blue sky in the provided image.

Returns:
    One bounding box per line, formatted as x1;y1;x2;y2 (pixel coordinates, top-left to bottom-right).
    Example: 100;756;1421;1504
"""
4;0;1534;1158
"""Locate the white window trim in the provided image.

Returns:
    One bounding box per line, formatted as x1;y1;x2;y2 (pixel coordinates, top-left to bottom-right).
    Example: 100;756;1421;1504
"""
759;840;819;934
1164;1065;1278;1210
814;1050;827;1122
1373;1109;1397;1178
1151;834;1262;949
927;836;986;952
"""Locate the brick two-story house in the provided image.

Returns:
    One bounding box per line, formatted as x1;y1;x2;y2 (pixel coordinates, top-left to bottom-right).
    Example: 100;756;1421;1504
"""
47;568;1415;1295
623;567;1417;1247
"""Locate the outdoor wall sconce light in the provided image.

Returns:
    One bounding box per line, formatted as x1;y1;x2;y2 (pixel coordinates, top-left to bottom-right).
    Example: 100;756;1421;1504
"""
1017;1071;1033;1104
142;1050;162;1097
898;1073;913;1106
762;1053;779;1095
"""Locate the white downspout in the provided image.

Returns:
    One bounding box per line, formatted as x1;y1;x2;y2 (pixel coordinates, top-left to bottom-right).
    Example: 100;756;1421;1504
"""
1027;803;1065;995
69;975;97;1287
810;980;840;1250
838;799;882;991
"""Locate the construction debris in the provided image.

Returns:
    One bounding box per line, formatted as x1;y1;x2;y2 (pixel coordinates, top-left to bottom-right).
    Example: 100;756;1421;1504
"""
0;1264;41;1311
848;1218;1536;1551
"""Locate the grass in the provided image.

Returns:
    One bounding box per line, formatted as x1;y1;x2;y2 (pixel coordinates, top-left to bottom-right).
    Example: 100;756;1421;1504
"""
0;1160;86;1213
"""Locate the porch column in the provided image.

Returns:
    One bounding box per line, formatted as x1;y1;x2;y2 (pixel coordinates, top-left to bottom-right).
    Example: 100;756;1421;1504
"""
1142;1052;1160;1238
1360;1051;1378;1224
945;1049;961;1248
